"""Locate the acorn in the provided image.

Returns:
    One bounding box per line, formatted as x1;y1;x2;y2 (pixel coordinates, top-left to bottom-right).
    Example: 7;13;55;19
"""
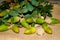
24;27;36;34
0;9;9;17
12;24;19;33
50;18;60;24
26;18;34;23
36;17;45;24
7;18;12;23
0;24;9;32
13;4;20;9
45;18;60;24
42;23;52;34
20;18;31;29
12;16;20;23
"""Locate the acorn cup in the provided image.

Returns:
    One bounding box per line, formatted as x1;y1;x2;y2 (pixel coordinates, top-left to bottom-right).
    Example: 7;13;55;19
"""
12;24;19;33
42;22;52;34
36;17;45;24
24;27;36;34
20;18;31;29
0;24;9;32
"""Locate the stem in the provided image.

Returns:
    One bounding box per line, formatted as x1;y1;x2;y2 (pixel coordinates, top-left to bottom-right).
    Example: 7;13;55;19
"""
25;0;28;3
44;13;46;20
8;24;14;29
11;0;15;3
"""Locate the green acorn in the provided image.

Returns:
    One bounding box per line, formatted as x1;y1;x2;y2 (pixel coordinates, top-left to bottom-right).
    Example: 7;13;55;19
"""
45;18;60;24
26;18;34;23
12;24;19;33
45;27;52;34
36;17;45;24
0;9;9;17
30;27;36;34
0;24;9;32
20;18;31;29
7;18;12;23
24;29;31;34
24;27;36;34
42;23;52;34
50;18;60;24
12;16;20;23
13;4;20;9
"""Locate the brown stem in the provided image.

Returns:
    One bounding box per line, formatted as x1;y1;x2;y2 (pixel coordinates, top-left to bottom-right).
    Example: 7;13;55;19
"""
5;0;14;3
44;13;46;20
5;0;11;2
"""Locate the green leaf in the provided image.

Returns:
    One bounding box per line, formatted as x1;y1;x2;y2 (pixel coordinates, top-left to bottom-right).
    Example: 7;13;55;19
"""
30;0;39;6
3;14;9;19
40;12;45;17
20;1;25;6
24;14;32;19
38;0;47;3
0;1;10;10
47;12;52;17
44;1;49;5
14;0;24;4
39;5;44;9
21;6;28;13
1;19;10;25
26;3;34;11
45;4;53;12
32;9;39;17
9;9;19;16
0;20;3;25
13;8;22;13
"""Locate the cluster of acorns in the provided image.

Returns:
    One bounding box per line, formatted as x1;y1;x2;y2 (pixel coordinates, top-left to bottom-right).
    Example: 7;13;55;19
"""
0;14;60;35
0;2;60;35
